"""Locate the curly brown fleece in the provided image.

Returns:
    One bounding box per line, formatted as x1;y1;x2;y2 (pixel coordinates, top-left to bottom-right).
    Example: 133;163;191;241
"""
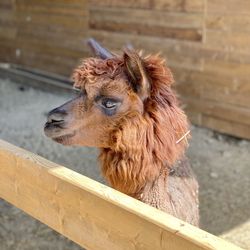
73;53;189;196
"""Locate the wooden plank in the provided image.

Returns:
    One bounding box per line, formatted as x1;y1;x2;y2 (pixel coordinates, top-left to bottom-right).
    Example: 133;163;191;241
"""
0;0;13;9
201;86;250;108
184;98;250;126
17;4;87;16
0;46;16;63
16;1;88;16
174;67;250;94
201;46;250;64
206;30;250;53
15;38;88;59
15;53;77;76
186;112;250;140
206;13;250;32
0;64;73;94
89;0;150;9
153;0;205;12
0;9;16;25
15;11;88;31
204;60;250;78
90;7;203;41
0;26;17;39
16;0;88;7
207;0;250;14
0;37;17;63
89;0;205;12
90;24;201;42
175;83;201;100
176;81;250;108
200;115;250;140
89;30;204;71
89;0;204;12
0;0;88;76
11;64;73;83
16;27;88;51
0;38;82;75
0;140;242;250
90;7;203;29
20;56;81;75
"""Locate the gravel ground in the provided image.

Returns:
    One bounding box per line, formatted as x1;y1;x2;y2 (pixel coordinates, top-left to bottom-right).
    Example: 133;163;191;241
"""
0;78;249;249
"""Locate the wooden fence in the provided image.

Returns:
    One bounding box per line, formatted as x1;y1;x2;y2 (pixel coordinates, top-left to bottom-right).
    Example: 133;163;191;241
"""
0;139;243;249
0;0;250;139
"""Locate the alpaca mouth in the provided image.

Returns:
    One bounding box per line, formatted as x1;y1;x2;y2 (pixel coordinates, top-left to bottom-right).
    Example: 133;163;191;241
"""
52;132;76;144
44;121;65;129
44;122;75;141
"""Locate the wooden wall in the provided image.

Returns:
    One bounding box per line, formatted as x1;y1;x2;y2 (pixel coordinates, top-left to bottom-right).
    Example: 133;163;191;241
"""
0;0;250;139
88;0;250;139
0;0;88;75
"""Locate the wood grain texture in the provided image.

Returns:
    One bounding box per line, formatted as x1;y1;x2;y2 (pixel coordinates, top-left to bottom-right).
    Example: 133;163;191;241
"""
184;98;250;126
152;0;205;12
0;140;243;250
174;67;250;108
200;116;250;140
89;0;151;9
207;0;250;14
206;30;250;53
89;0;205;12
17;2;88;15
0;0;13;9
90;7;203;41
88;30;204;70
0;0;88;76
206;13;250;32
17;0;87;6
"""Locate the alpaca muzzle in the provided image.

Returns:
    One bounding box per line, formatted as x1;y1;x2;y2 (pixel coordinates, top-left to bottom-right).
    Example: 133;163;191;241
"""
44;106;68;138
44;96;82;144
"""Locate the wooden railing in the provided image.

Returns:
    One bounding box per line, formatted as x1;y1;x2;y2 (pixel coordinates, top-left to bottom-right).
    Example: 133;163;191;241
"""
0;140;242;250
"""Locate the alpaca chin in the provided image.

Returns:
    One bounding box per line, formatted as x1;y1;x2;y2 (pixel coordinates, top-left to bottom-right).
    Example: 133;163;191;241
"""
44;123;76;145
52;134;75;145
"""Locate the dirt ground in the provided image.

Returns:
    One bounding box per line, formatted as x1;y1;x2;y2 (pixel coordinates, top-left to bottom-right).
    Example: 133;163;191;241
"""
0;78;249;249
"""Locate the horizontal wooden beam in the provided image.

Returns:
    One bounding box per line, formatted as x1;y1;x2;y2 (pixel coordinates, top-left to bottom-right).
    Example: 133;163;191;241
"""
89;0;205;13
0;140;242;250
89;7;203;41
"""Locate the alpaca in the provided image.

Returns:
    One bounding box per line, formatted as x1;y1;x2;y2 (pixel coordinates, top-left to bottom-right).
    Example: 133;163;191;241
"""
44;39;199;226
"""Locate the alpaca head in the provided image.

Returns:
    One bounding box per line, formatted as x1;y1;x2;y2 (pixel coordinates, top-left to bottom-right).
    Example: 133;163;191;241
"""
44;51;147;148
44;40;189;190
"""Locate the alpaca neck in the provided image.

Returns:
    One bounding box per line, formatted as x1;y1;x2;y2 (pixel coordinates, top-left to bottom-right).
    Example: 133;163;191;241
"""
137;167;169;206
99;148;165;197
99;110;187;198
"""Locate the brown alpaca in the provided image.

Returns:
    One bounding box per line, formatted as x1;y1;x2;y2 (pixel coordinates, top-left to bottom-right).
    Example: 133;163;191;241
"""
44;40;199;226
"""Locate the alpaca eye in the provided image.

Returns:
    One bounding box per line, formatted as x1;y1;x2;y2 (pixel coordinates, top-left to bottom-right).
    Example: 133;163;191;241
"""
96;96;122;116
102;99;116;109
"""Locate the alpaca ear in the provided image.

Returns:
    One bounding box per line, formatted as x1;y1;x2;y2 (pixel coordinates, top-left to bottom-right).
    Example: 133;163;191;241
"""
123;49;151;101
87;38;114;59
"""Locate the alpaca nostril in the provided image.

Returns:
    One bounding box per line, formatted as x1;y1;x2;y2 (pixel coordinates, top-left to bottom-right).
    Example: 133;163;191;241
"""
47;110;67;123
51;118;64;123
